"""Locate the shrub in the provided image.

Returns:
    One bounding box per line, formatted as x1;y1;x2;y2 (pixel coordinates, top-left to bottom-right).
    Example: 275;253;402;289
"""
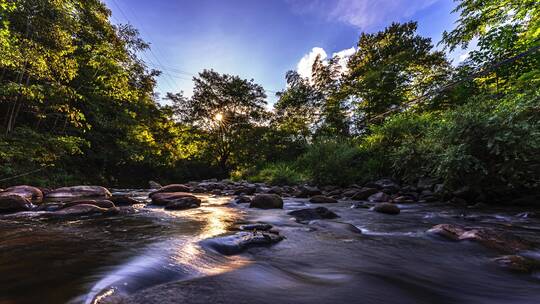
249;162;306;185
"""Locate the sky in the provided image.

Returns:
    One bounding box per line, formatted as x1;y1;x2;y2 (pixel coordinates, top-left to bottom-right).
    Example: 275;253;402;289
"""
103;0;467;105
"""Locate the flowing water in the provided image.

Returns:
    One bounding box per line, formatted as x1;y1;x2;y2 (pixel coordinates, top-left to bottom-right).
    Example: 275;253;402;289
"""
1;191;540;304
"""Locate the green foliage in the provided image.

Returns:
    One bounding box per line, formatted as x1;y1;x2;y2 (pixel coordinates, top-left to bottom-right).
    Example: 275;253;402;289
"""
245;162;306;186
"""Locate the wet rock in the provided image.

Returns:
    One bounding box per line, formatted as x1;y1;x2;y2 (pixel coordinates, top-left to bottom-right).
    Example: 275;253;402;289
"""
164;197;201;210
295;185;322;198
368;192;391;203
51;204;119;217
309;220;362;235
492;255;540;273
288;207;339;223
427;224;532;254
239;223;273;231
373;203;400;215
148;180;162;189
110;195;143;206
268;186;283;195
419;190;439;202
366;179;400;194
62;199;116;209
45;186;111;200
516;212;540;219
393;196;415;204
351;202;371;209
150;192;198;206
234;186;256;195
202;231;284;255
452;186;480;202
232;195;251;204
0;195;32;213
309;195;338;204
249;194;283;209
149;184;191;197
34;202;64;212
0;185;43;204
210;189;222;195
350;187;379;200
417;177;438;191
510;195;540;207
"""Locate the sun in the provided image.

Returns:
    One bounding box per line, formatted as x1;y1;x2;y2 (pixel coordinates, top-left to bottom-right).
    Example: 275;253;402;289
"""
214;113;223;122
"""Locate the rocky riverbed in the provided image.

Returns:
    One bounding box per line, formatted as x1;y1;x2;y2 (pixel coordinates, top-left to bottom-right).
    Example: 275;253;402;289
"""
1;180;540;303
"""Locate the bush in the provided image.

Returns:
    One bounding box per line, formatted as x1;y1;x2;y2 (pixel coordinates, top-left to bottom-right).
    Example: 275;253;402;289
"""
247;162;305;185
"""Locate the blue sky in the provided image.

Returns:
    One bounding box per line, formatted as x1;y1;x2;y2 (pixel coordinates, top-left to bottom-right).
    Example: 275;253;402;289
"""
103;0;466;104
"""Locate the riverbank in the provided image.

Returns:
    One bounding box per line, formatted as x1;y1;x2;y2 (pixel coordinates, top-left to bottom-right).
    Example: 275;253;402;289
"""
1;180;540;303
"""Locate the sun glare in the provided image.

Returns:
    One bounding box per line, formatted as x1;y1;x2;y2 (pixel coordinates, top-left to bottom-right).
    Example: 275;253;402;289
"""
214;113;223;121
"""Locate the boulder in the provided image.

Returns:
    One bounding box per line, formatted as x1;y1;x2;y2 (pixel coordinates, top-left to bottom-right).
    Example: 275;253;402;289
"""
373;203;400;215
268;186;283;195
368;192;391;203
61;199;116;209
249;194;283;209
150;192;197;206
45;186;111;200
234;186;256;195
0;195;32;213
427;224;532;254
366;179;400;193
149;184;191;197
0;185;43;204
350;187;379;200
295;185;322;198
52;204;119;217
309;220;362;235
288;207;339;223
393;196;415;204
164;197;201;210
309;195;338;204
202;231;284;255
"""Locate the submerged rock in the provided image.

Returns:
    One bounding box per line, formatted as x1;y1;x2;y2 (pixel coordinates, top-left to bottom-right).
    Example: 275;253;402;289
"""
239;223;273;231
0;195;33;213
164;197;201;210
309;195;338;204
110;195;143;206
202;231;284;255
61;199;116;209
492;255;540;273
288;207;339;223
368;192;391;203
232;195;251;204
427;224;532;253
309;220;362;235
51;204;119;217
249;194;283;209
0;185;43;204
373;203;400;215
45;186;111;200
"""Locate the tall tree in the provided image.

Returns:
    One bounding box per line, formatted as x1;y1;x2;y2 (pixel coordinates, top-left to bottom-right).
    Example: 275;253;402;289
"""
345;22;449;125
168;70;267;172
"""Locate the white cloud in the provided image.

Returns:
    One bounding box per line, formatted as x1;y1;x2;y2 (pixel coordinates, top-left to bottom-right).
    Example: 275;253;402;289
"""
297;47;328;79
296;46;356;81
288;0;440;29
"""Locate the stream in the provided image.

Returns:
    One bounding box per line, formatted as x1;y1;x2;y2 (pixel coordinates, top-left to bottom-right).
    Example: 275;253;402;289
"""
1;190;540;303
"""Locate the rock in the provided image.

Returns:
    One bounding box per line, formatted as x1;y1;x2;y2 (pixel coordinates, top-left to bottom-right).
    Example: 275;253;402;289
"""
148;180;162;189
210;189;222;195
309;195;338;204
295;185;322;198
427;224;532;254
268;186;283;195
149;184;191;197
110;195;143;205
368;192;391;202
366;179;400;193
52;204;119;217
492;255;540;273
351;202;371;209
417;177;438;191
46;186;111;200
510;195;540;207
239;223;273;231
234;186;256;195
232;196;251;204
164;197;201;210
373;203;400;215
249;194;283;209
393;196;415;204
309;220;362;235
0;185;43;204
202;231;284;255
0;195;32;213
62;199;115;209
150;192;198;206
452;186;480;202
288;207;339;223
350;187;379;200
516;212;540;219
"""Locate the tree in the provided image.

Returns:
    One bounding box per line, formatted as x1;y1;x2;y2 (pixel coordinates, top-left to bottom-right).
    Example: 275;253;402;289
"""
345;22;449;125
168;70;268;172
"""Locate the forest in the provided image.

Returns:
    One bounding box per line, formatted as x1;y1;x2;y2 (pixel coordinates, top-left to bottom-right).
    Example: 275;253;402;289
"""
0;0;538;201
